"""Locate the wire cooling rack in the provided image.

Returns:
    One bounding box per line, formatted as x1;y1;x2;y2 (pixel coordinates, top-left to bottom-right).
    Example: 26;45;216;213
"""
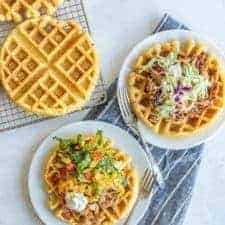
0;0;107;132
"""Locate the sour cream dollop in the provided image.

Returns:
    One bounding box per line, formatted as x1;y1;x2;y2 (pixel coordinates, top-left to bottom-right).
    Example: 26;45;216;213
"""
65;192;88;212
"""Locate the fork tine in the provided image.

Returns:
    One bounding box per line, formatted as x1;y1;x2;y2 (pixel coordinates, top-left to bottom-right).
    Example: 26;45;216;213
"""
124;88;130;104
145;174;154;192
123;89;133;115
118;88;128;119
142;169;150;186
118;89;125;116
142;169;154;193
143;169;151;185
118;88;132;122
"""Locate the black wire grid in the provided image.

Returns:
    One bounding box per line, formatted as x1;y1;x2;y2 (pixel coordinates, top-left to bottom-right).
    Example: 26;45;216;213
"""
0;0;107;132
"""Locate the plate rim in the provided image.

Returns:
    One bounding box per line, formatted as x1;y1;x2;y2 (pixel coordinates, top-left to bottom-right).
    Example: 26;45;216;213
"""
28;120;153;225
117;29;225;150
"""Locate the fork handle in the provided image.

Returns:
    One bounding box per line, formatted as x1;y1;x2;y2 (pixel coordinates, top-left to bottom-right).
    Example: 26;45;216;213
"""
137;130;165;189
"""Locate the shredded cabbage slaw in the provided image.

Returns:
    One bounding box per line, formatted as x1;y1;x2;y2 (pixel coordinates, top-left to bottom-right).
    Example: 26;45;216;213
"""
139;52;211;119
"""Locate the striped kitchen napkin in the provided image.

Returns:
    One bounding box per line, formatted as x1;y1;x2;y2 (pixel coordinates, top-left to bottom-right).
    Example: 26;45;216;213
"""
85;13;203;225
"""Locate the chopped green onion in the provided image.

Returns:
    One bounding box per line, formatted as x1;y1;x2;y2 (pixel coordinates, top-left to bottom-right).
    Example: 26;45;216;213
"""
96;130;103;146
76;134;83;145
53;136;75;150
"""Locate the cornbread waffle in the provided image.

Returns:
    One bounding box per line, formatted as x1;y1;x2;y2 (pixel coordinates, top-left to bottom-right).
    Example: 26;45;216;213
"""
0;16;100;116
128;40;225;136
44;134;139;225
0;0;63;22
53;168;138;225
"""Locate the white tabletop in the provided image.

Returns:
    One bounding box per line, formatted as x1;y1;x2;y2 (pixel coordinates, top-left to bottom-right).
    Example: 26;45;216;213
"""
0;0;225;225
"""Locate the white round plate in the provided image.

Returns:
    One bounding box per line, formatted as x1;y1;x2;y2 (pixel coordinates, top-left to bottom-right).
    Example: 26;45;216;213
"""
28;121;152;225
117;29;225;150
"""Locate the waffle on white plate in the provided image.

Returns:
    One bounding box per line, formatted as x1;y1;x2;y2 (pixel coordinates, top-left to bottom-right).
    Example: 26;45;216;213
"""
44;131;139;225
128;39;225;136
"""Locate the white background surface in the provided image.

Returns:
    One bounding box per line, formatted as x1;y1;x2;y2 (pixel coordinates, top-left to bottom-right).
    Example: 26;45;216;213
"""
0;0;225;225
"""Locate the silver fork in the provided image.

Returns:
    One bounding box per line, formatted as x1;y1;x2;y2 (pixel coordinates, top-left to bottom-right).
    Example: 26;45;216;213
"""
118;88;165;189
123;169;154;225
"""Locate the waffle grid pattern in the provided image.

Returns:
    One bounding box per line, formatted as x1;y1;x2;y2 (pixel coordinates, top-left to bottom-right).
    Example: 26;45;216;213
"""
0;0;63;22
0;0;107;131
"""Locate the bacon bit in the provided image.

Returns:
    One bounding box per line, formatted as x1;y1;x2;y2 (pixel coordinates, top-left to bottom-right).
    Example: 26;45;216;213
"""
144;83;151;93
150;71;165;86
173;111;187;121
59;167;67;180
152;63;164;73
91;151;103;160
66;163;76;172
62;208;73;220
49;172;60;185
89;203;100;215
84;170;94;182
195;53;207;73
144;77;158;94
99;188;118;208
161;50;170;57
39;7;47;15
73;144;80;151
188;100;211;118
153;89;162;106
58;190;66;199
148;113;159;124
209;83;218;97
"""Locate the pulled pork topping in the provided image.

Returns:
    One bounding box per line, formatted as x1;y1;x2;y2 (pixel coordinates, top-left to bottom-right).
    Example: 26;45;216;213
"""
137;52;213;121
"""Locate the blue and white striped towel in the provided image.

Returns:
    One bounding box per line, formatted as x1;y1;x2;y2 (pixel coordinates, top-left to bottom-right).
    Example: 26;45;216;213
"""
85;13;203;225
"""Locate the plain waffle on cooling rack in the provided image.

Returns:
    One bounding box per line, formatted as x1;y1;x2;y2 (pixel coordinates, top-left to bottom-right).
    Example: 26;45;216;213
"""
128;40;225;136
0;16;100;116
0;0;63;22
